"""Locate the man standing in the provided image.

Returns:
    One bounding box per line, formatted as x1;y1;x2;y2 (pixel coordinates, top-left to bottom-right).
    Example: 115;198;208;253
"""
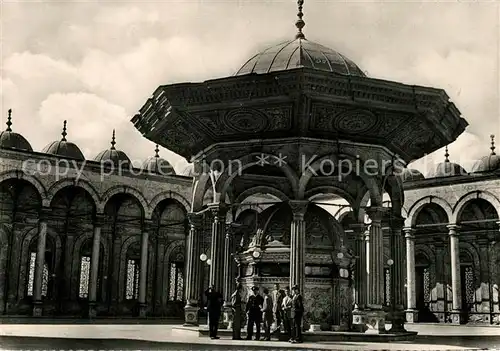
290;285;304;343
231;283;243;340
281;287;293;341
205;285;223;340
261;288;274;341
245;286;263;340
272;283;283;333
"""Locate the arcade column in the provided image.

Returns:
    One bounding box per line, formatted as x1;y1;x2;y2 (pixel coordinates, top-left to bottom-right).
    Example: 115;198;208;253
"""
389;216;406;333
209;204;227;294
33;207;50;317
222;224;234;329
448;224;463;324
138;219;152;317
88;213;104;318
351;223;368;330
289;200;308;295
404;227;418;323
364;206;386;334
184;213;203;326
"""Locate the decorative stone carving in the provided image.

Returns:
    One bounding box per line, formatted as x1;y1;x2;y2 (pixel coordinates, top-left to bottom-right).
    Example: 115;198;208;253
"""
222;108;269;133
333;110;379;135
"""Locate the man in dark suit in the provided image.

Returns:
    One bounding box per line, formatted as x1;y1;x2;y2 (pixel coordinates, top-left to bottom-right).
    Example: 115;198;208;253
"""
231;283;243;340
245;286;263;340
290;285;304;343
205;285;223;339
261;288;274;341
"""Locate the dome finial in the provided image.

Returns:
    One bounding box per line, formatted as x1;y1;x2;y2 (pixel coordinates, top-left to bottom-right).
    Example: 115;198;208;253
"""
444;145;450;162
490;134;496;155
110;129;116;150
61;120;67;141
295;0;305;39
154;144;160;158
6;109;12;132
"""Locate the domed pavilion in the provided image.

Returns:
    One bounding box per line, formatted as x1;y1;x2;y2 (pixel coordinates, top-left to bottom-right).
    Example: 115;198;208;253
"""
131;1;468;336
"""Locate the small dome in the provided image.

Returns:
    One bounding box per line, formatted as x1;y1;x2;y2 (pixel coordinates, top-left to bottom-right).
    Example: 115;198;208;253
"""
472;135;500;173
431;161;467;178
94;130;131;167
402;168;425;182
41;121;85;160
235;38;366;77
143;145;175;175
0;109;33;152
181;164;195;177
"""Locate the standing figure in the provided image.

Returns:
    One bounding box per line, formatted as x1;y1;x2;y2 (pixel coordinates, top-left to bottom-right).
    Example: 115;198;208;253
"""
290;285;304;343
281;287;293;341
245;286;263;340
231;283;243;340
272;283;283;332
261;288;274;341
205;285;223;339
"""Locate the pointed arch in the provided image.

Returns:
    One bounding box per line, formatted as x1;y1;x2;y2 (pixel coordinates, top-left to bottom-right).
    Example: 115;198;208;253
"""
0;170;47;205
100;185;148;218
452;190;500;224
46;178;100;209
406;196;453;227
149;191;190;215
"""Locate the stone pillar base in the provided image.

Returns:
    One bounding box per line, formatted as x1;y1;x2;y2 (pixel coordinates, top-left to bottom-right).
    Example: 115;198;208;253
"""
139;303;147;318
223;306;233;330
351;308;368;332
32;301;43;317
405;309;418;323
184;305;200;326
88;302;97;318
364;310;386;334
389;310;406;333
450;310;465;325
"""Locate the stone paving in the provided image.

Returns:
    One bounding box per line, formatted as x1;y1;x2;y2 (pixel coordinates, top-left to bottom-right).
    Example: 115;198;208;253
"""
0;324;499;350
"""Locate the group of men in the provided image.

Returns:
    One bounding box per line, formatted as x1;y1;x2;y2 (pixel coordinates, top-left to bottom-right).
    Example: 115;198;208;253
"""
205;283;304;343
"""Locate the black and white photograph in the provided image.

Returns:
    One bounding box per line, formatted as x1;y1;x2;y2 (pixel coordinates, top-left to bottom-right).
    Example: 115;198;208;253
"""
1;0;500;350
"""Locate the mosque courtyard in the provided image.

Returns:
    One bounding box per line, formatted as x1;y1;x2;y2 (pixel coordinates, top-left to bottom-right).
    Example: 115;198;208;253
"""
1;323;500;350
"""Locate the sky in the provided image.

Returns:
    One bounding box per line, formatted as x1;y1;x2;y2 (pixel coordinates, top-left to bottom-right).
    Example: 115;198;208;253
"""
1;0;499;176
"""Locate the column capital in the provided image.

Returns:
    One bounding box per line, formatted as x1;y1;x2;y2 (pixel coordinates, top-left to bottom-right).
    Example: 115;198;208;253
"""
187;212;203;228
403;227;415;239
93;213;106;227
289;200;308;220
38;207;51;222
350;223;368;239
447;224;460;236
366;206;386;222
390;216;406;231
142;219;156;233
208;203;228;221
496;220;500;231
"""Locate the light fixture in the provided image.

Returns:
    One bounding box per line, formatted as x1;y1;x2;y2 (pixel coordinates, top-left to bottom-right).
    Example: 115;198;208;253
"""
339;268;349;278
200;253;207;262
252;251;261;258
387;259;394;266
305;266;312;275
207;258;212;265
337;252;344;259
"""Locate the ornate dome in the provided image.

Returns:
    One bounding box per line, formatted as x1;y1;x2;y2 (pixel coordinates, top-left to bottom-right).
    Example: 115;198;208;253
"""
402;168;425;182
143;145;175;175
430;146;467;177
235;38;366;77
41;121;85;160
181;164;195;177
0;109;33;152
472;135;500;173
94;130;131;167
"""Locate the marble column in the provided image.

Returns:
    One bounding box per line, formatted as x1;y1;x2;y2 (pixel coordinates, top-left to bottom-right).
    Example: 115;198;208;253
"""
404;227;417;323
365;207;386;334
222;224;234;329
138;219;152;317
448;224;463;324
209;205;227;294
351;223;368;330
389;216;406;333
88;213;104;318
184;213;202;325
289;200;308;296
33;207;50;317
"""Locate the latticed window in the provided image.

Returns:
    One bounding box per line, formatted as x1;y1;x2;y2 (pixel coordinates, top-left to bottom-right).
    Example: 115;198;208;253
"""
78;256;91;298
125;259;140;300
465;266;474;305
423;268;431;303
27;252;48;297
169;262;184;301
384;268;391;306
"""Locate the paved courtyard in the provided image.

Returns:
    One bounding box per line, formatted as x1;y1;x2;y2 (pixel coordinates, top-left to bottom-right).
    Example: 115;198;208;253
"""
1;323;500;350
